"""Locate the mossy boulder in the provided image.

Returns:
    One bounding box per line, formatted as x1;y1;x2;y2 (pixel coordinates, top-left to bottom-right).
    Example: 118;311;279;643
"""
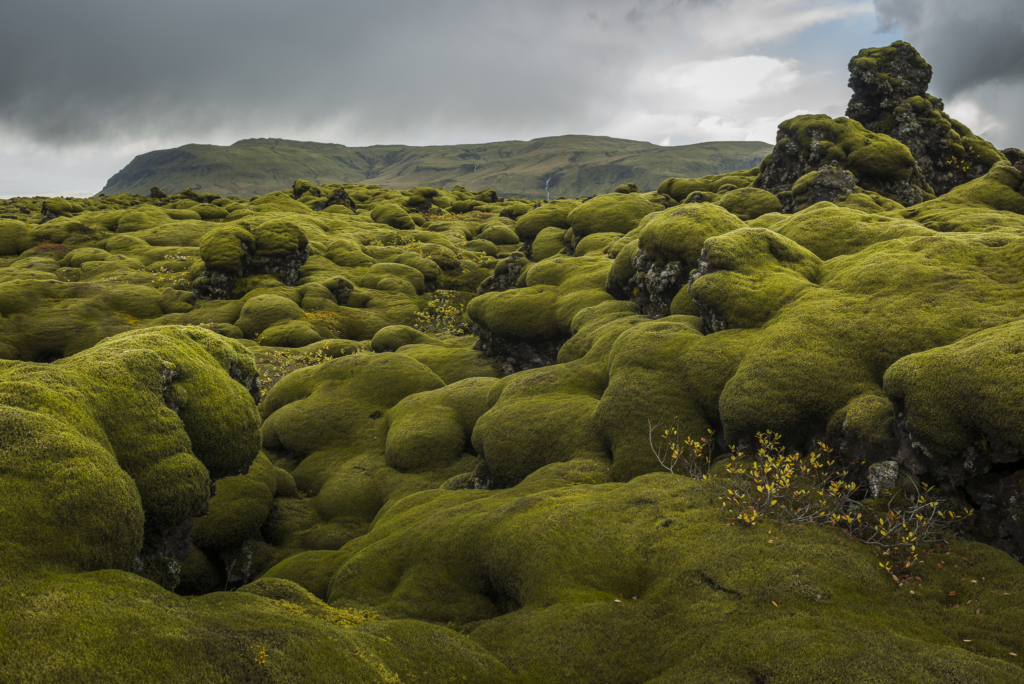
657;168;758;202
0;219;33;256
606;203;745;316
194;220;309;298
789;164;858;212
235;294;305;339
566;192;662;247
714;186;783;220
470;255;614;373
198;225;255;274
688;227;823;332
0;326;260;586
192;203;229;221
514;199;579;243
755;114;933;211
40;197;79;219
845;41;1006;195
385;377;497;472
370;202;417;231
478;221;520;246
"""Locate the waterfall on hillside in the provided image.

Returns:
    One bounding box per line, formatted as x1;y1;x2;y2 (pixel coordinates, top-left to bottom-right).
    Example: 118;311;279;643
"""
545;176;552;200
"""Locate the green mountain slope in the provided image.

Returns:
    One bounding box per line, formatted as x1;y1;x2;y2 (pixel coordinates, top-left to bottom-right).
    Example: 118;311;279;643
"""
100;135;773;199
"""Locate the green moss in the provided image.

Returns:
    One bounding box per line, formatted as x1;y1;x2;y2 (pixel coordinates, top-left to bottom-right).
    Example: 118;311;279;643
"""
846;137;917;182
770;202;935;260
371;324;444;352
514;200;579;242
478;223;519;246
249;192;313;214
369;202;416;231
253;219;308;258
320;461;1024;683
116;208;169;233
884;320;1024;481
638;203;745;269
235;294;305;339
0;220;33;256
386;377;497;472
259;352;444;481
360;262;426;295
198;225;256;274
567;193;662;242
531;226;568;261
573;232;621;256
256;319;323;348
395;344;500;384
0;569;516;683
714;187;783;220
0;327;260;579
657;168;758;202
193;452;277;552
470;254;615;346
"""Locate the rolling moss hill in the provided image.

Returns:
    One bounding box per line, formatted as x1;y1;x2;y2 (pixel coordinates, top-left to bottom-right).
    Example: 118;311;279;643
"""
99;136;774;200
3;40;1024;684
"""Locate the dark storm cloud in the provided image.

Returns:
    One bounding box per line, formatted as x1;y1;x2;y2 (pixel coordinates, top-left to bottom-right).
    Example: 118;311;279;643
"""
0;0;766;151
0;0;694;147
1;0;879;194
873;0;1024;146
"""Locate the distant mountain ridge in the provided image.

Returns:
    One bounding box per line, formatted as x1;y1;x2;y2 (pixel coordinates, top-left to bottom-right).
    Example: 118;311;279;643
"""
100;135;774;199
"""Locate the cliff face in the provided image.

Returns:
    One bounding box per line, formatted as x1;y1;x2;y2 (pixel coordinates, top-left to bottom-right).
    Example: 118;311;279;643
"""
99;136;773;199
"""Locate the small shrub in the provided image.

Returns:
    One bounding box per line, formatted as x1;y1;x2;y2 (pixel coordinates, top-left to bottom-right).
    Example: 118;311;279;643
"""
948;145;976;174
28;242;72;260
649;421;713;479
414;290;471;336
652;426;972;580
256;347;365;402
303;309;348;337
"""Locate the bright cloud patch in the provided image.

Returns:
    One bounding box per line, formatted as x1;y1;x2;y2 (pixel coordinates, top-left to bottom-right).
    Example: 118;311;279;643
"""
603;53;836;146
945;96;1000;138
634;56;802;110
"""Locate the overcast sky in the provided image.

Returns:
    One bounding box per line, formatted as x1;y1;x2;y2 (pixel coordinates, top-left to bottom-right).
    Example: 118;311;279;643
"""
2;0;1021;197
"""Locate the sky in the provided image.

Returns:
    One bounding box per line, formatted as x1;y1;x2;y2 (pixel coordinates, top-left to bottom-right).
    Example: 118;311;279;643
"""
1;0;1021;197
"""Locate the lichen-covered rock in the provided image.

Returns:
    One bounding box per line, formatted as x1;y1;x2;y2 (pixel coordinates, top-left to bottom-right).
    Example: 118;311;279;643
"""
757;114;934;211
470;255;613;374
846;40;932;124
789;163;857;212
846;41;1006;196
606;203;745;316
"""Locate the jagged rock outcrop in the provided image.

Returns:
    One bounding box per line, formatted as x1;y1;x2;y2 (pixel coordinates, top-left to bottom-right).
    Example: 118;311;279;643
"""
753;113;933;211
846;40;1006;195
